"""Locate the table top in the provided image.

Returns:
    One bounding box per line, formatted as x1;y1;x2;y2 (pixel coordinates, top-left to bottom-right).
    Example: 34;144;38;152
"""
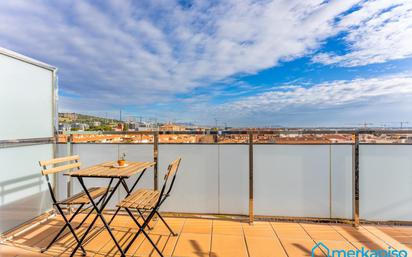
65;161;156;178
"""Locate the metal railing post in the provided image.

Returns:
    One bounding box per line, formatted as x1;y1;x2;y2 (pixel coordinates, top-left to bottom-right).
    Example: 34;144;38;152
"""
153;132;159;190
248;132;254;224
352;131;360;227
67;134;73;198
52;69;58;201
213;133;218;143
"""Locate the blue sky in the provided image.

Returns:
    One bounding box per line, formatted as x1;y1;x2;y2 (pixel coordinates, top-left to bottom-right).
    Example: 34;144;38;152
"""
1;0;412;127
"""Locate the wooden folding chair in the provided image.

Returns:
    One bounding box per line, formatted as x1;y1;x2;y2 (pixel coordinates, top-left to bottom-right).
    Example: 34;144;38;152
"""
117;158;182;256
39;155;110;254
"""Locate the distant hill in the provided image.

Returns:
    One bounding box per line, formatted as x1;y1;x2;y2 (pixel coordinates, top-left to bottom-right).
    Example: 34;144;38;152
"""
58;112;120;124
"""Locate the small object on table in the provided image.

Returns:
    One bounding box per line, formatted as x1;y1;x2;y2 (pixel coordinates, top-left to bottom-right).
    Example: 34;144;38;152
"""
117;152;126;166
113;163;129;168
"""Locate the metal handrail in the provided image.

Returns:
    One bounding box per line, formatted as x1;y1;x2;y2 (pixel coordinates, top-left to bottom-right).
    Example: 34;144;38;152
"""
0;137;55;148
95;129;412;135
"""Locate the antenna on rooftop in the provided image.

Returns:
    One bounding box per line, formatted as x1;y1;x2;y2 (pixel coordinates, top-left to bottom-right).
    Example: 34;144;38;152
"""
357;122;373;128
400;121;409;128
382;121;409;128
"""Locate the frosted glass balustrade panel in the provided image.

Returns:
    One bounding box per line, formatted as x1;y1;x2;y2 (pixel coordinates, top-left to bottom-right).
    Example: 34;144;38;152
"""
0;53;53;140
360;145;412;221
254;145;330;218
0;144;53;233
54;143;355;219
219;145;249;215
158;145;219;213
331;145;353;219
0;50;55;233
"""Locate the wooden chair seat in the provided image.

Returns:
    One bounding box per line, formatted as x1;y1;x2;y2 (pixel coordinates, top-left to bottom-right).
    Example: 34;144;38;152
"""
117;189;160;210
58;187;110;205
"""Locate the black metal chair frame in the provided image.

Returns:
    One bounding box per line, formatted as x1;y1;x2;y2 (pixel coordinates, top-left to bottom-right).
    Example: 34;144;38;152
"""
43;188;110;252
40;157;90;255
39;156;123;255
69;164;150;257
121;158;182;257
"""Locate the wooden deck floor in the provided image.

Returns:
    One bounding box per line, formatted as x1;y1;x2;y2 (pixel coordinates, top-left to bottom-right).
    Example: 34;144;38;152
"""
2;213;412;257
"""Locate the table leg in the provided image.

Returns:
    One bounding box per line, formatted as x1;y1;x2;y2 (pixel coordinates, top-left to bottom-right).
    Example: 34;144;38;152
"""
108;169;147;225
75;193;106;229
70;177;125;257
128;168;147;192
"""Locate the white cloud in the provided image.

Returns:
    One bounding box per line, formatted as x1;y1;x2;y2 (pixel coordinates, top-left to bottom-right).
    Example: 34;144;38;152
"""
213;74;412;126
0;0;361;109
1;0;411;126
313;0;412;66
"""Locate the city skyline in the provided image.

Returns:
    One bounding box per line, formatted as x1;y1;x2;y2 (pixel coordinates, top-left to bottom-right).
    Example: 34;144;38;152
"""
1;1;412;126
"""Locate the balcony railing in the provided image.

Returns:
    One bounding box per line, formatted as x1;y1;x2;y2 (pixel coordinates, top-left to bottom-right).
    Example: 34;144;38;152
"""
49;129;412;229
2;128;412;235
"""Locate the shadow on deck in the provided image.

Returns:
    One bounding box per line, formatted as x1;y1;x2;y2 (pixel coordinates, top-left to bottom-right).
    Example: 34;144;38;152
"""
2;213;412;257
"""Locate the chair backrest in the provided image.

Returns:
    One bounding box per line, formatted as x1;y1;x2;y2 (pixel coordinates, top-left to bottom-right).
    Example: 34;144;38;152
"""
39;155;81;203
158;158;181;205
39;155;81;176
165;158;181;180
